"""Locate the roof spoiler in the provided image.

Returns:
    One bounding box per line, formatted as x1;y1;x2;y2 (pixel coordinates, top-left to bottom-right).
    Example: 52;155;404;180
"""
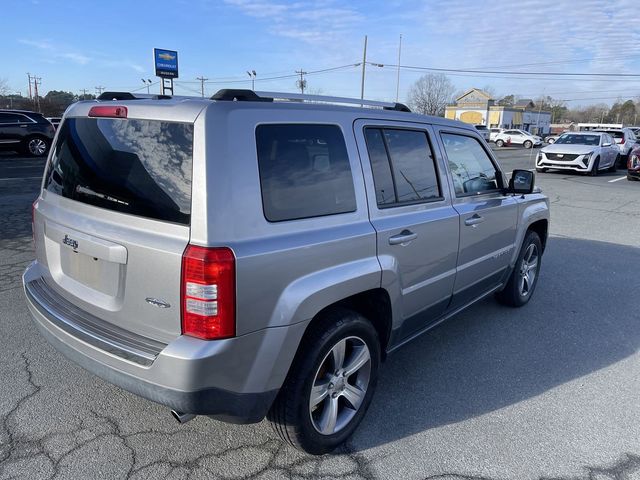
97;92;173;101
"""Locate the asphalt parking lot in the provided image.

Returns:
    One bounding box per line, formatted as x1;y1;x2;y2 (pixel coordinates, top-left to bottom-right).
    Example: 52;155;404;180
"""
1;147;639;480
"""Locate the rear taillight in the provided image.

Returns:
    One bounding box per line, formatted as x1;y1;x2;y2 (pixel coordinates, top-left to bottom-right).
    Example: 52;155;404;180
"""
181;245;235;340
620;137;625;144
88;106;128;118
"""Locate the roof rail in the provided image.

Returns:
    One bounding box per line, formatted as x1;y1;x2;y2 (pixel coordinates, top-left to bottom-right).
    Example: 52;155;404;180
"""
210;89;272;102
257;91;411;112
210;88;411;112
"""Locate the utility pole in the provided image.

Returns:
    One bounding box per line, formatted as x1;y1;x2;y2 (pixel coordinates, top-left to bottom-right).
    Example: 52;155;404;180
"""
360;35;368;102
95;86;105;96
80;88;89;100
295;70;307;94
395;34;402;103
246;70;256;90
196;76;209;98
27;73;33;100
33;76;42;112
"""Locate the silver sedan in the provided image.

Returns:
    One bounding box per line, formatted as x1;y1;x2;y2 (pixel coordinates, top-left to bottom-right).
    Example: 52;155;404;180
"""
536;132;620;175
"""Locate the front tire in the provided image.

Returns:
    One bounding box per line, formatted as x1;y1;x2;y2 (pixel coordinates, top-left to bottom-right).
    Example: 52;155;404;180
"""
609;155;619;173
547;138;556;144
589;156;600;176
524;140;533;149
495;230;542;307
536;167;547;173
268;309;380;455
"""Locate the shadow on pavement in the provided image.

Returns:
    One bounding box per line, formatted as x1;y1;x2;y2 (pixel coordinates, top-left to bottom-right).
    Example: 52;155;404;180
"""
353;235;640;451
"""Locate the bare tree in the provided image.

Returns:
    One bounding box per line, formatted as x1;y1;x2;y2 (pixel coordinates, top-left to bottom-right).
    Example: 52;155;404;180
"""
407;73;455;116
0;78;9;96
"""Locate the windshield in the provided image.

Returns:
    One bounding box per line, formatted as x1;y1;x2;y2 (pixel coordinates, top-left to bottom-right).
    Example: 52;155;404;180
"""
554;134;600;146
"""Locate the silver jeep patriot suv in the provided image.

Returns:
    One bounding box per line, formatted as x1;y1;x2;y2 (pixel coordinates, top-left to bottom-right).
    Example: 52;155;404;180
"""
23;89;550;454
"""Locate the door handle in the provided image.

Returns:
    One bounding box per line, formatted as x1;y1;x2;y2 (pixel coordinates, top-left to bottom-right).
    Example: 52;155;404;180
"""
464;214;485;226
388;230;417;245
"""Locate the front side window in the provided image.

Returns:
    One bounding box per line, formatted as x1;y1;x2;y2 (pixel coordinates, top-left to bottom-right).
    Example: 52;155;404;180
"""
256;124;357;222
441;133;499;196
364;128;440;207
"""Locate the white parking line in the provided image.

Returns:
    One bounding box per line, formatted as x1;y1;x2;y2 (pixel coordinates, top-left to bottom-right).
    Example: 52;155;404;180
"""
608;176;626;183
0;176;42;181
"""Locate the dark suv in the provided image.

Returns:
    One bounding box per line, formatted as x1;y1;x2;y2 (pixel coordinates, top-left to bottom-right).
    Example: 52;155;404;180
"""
0;109;55;156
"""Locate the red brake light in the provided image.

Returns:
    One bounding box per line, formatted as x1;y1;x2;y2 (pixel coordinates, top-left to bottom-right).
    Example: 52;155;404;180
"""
88;106;128;118
181;245;236;340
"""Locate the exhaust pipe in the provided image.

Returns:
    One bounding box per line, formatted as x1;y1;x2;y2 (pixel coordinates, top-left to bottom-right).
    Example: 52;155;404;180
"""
171;410;196;424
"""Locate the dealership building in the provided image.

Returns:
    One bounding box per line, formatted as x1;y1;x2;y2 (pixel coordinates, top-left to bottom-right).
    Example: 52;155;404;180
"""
445;88;552;135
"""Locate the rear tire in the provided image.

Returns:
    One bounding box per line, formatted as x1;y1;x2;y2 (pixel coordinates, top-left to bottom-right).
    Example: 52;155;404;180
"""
495;230;542;308
609;155;619;173
268;308;380;455
548;138;556;144
496;139;505;147
589;157;600;176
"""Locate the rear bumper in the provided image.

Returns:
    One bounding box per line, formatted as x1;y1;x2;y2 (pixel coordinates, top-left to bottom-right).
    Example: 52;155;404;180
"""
23;261;308;423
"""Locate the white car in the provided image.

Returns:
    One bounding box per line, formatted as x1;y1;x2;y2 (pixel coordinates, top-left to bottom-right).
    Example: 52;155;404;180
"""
489;128;504;142
494;129;542;148
593;128;637;165
474;125;490;142
536;132;619;175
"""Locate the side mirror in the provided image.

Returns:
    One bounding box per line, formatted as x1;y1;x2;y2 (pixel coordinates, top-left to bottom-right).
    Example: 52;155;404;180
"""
508;169;535;195
602;142;612;147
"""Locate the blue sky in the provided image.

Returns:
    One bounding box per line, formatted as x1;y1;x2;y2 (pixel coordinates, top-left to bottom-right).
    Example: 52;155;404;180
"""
5;0;640;106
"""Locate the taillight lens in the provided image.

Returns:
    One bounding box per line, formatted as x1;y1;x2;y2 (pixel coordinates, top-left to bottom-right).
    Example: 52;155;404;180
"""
181;245;235;340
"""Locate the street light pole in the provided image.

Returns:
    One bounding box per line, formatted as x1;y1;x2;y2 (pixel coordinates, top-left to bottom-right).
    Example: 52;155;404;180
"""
395;34;402;103
246;70;256;90
360;35;367;101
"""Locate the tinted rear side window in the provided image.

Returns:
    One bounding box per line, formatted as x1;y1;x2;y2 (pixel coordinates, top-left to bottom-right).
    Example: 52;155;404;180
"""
256;124;357;222
45;118;193;224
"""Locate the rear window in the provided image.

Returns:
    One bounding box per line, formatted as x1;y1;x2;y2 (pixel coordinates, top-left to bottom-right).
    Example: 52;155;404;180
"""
596;130;624;139
45;117;193;225
256;124;357;222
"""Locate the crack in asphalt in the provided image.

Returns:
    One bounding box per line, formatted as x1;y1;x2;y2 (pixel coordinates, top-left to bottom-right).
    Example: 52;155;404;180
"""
0;352;376;479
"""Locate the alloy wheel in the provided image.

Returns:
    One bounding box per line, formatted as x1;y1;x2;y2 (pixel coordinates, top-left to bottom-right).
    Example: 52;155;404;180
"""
518;243;539;297
309;336;371;435
28;138;47;156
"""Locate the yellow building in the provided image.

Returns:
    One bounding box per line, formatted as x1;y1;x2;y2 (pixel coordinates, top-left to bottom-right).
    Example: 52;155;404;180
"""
445;88;552;135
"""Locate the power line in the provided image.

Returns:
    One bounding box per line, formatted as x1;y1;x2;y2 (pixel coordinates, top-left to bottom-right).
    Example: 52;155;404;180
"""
95;85;105;96
379;62;640;78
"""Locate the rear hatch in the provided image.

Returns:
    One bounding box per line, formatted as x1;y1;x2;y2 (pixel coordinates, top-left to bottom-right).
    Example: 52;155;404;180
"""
33;99;205;343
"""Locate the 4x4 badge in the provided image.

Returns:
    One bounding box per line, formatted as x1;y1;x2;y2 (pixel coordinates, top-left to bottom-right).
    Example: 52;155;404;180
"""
146;298;171;308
